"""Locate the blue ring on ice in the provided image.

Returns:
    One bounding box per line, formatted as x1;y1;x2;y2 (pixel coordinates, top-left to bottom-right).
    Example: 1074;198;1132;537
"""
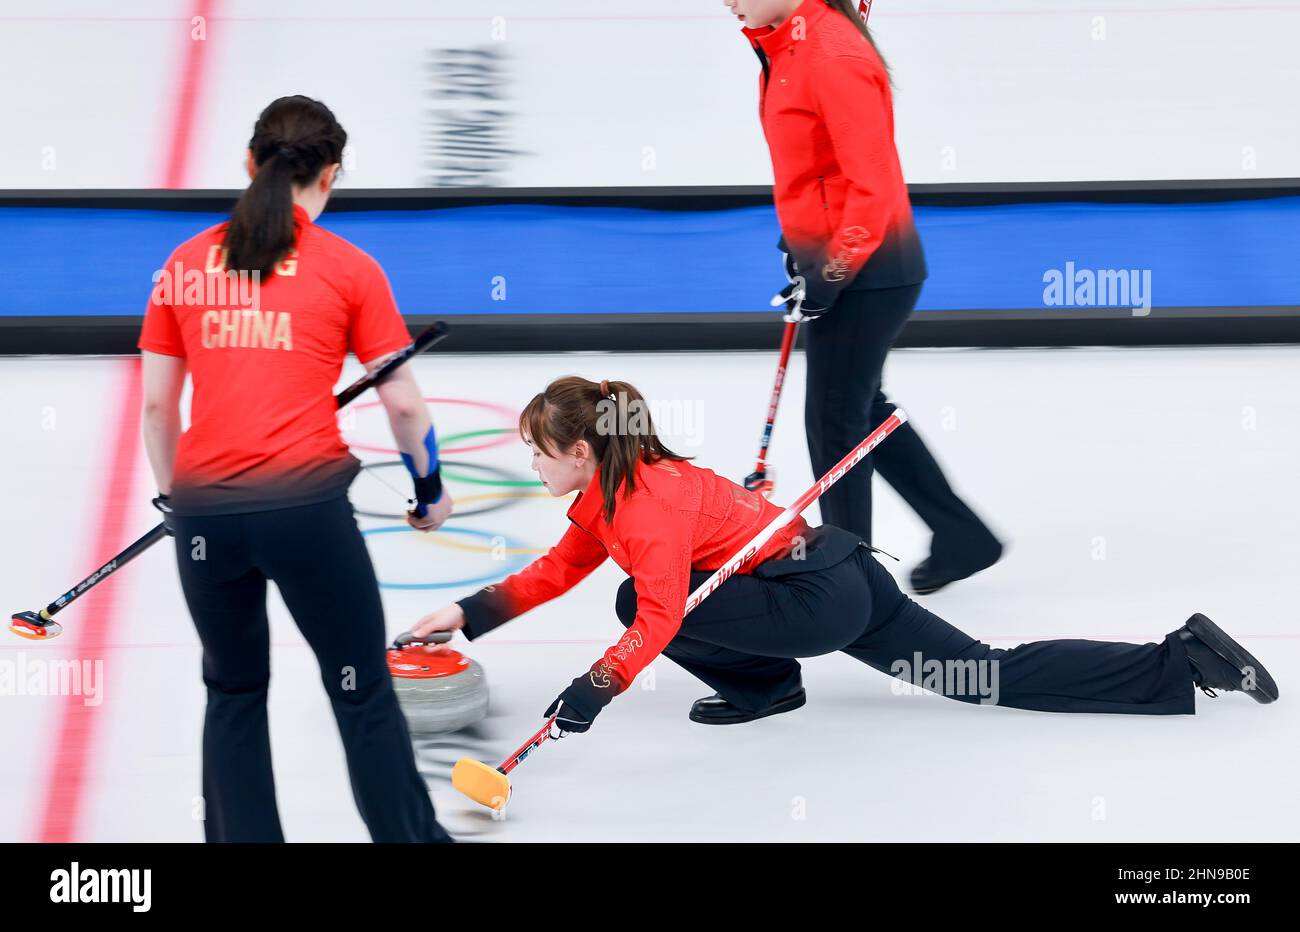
363;525;532;590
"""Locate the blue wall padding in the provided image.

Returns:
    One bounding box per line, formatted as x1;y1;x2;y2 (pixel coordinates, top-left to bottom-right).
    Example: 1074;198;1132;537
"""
1;197;1296;318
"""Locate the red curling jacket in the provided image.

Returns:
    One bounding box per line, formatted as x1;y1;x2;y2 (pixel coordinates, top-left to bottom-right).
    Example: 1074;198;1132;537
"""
743;0;926;299
456;457;811;696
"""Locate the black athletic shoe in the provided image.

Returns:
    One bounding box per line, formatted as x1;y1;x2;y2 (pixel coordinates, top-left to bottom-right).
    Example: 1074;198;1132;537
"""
1177;613;1279;704
910;539;1004;596
688;688;807;725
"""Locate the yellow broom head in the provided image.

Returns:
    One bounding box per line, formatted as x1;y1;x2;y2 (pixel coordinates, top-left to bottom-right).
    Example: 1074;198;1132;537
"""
452;758;511;811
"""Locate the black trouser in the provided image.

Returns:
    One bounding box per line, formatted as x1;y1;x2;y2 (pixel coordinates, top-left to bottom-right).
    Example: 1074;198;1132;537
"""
615;543;1195;715
804;283;1000;566
172;496;449;843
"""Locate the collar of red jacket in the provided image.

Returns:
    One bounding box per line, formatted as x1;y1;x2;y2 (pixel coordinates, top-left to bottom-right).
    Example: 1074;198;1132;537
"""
741;0;826;55
566;466;606;530
291;203;312;227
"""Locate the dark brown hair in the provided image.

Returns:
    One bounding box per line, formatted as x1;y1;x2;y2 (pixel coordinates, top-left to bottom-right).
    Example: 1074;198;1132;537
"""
824;0;891;82
223;95;347;276
520;376;690;523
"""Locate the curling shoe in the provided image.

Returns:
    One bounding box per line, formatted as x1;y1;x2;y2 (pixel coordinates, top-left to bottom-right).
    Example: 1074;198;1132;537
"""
910;536;1004;596
689;686;807;725
1177;613;1278;704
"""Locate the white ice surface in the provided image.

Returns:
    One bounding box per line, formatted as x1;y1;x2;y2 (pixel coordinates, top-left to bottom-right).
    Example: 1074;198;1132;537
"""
1;345;1297;842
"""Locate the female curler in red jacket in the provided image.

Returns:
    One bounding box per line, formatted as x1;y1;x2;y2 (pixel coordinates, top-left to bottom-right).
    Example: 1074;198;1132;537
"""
733;0;1003;594
409;376;1273;801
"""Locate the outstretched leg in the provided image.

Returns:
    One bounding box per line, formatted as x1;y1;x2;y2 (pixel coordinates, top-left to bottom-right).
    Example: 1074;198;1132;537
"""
844;551;1196;715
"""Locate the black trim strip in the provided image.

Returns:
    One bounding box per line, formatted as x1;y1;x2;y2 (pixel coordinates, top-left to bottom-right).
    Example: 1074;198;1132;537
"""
4;308;1297;355
2;178;1297;212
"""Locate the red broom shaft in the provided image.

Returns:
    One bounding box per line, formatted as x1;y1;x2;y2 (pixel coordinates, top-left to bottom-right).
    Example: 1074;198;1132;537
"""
752;319;798;474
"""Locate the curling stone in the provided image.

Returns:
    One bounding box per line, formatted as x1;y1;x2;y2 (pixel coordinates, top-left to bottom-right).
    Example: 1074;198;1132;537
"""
387;644;489;735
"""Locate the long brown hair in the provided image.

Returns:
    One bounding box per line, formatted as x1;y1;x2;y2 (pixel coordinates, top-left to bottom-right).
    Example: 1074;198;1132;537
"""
823;0;891;82
520;376;690;523
223;95;347;277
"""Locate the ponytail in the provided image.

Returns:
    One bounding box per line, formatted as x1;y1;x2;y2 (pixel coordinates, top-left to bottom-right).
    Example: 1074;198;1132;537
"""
223;95;347;277
520;376;690;523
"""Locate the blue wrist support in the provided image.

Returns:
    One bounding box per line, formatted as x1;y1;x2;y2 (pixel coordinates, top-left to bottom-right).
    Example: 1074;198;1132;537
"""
400;425;440;478
402;425;442;505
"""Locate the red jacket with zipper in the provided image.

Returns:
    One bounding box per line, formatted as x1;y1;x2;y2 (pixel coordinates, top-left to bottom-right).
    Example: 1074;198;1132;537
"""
743;0;926;299
456;457;811;695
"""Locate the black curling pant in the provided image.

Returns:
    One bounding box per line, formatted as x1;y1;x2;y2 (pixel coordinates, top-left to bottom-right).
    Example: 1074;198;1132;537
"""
804;283;1001;566
614;542;1195;716
172;496;450;843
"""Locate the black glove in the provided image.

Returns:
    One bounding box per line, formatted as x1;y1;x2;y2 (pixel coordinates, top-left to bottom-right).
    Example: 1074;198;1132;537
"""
410;465;444;518
770;277;832;322
774;247;837;320
544;673;619;734
151;493;176;536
